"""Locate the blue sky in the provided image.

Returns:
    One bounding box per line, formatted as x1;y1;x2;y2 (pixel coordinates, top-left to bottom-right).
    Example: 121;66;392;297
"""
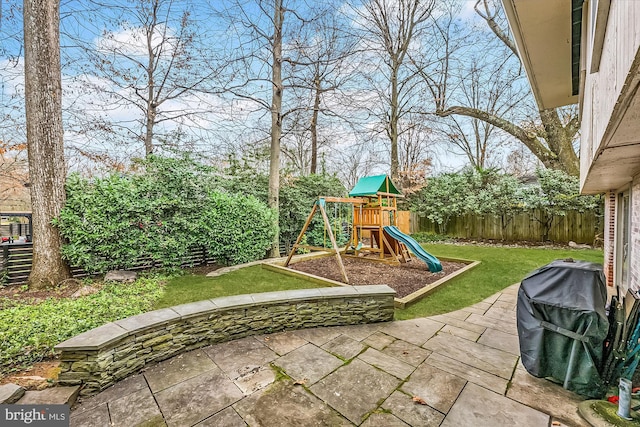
0;0;529;178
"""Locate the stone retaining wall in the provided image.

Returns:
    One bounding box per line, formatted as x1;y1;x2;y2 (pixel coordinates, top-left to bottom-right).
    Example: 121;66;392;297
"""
54;286;395;396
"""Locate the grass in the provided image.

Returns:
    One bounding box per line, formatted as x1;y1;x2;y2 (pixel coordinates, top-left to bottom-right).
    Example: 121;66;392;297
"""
394;244;604;320
153;265;328;309
0;243;604;377
154;244;604;321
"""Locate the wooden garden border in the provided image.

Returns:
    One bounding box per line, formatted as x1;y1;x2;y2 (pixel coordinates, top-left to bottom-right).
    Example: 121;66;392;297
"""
263;255;480;309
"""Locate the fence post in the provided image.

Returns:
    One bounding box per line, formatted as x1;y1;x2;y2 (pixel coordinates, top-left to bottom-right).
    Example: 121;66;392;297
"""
1;245;9;283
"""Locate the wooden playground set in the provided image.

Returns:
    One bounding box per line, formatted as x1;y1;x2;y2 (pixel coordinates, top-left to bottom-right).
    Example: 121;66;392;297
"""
284;175;442;284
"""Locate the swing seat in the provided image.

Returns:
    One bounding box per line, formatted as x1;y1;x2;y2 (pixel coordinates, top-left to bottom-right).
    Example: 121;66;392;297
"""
348;241;363;251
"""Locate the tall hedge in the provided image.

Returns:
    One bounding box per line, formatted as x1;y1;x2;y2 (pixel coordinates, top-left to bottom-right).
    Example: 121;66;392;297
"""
218;162;348;248
56;156;275;272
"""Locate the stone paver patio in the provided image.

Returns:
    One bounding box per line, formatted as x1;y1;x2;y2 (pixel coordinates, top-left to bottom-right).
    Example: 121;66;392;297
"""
69;283;588;426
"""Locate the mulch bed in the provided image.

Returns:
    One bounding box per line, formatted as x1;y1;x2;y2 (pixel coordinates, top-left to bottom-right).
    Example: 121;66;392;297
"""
0;279;86;307
289;256;467;298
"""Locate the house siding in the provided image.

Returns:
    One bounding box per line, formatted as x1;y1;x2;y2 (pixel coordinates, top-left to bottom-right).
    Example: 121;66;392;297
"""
580;1;640;189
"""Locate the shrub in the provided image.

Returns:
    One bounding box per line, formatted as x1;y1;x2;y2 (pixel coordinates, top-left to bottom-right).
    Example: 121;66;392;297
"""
522;169;602;240
200;192;275;265
409;171;475;234
218;164;348;250
278;174;348;248
56;155;276;272
409;168;602;241
0;277;164;375
410;232;450;243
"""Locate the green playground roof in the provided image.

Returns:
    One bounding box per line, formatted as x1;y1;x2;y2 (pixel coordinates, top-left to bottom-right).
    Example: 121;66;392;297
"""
348;175;402;197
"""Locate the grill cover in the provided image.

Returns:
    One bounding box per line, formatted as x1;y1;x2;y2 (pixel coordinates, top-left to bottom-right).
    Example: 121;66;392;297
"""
517;259;608;398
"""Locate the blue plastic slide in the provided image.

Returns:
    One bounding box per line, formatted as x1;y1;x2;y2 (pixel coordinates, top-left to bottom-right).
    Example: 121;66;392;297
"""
383;226;443;272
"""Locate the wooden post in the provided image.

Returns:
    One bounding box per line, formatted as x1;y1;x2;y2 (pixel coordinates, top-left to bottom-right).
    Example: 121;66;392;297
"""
284;204;317;267
378;194;384;258
381;232;399;263
2;245;9;279
318;202;349;284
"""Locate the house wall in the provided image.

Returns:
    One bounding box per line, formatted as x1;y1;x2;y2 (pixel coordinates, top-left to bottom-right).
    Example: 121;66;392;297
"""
604;191;614;287
580;1;640;188
631;176;640;292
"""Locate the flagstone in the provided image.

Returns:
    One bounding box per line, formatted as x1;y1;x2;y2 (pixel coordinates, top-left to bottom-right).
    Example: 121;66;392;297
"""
257;331;308;356
154;367;243;427
144;350;216;393
205;337;277;380
506;368;588;427
423;334;517;379
401;364;466;414
381;340;431;367
274;343;343;384
362;331;396;350
424;352;509;394
322;335;366;360
358;348;415;380
382;390;445;427
379;318;443;346
442;383;549;427
310;359;399;424
233;380;351;427
478;328;520;356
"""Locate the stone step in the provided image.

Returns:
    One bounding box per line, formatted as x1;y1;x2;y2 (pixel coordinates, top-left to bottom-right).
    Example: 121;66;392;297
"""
0;384;26;404
16;386;80;406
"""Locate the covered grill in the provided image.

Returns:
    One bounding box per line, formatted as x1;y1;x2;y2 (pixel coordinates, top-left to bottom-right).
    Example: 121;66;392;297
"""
517;259;608;398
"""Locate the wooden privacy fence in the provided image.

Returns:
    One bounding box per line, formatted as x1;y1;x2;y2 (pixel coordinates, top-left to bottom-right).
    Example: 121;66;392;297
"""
410;210;602;244
0;243;215;286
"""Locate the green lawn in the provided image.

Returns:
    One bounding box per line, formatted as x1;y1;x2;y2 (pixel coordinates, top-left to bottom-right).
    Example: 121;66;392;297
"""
155;244;604;320
153;265;329;309
395;244;604;320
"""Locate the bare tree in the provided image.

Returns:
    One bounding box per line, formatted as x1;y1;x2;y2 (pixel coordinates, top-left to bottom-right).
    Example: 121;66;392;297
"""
0;142;29;209
285;12;358;174
397;115;433;194
214;0;331;256
268;0;285;257
439;47;527;170
23;0;71;288
65;0;221;157
331;141;381;190
431;0;580;175
353;0;436;180
504;144;540;177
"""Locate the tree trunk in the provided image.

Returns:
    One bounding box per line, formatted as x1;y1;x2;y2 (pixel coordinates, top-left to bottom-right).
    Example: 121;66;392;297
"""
145;101;156;156
144;5;157;157
269;0;284;258
310;74;321;175
437;106;580;176
23;0;72;289
389;65;400;180
539;109;580;177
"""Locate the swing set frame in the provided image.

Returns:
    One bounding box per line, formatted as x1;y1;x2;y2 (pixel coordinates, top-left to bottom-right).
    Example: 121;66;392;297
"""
283;190;410;284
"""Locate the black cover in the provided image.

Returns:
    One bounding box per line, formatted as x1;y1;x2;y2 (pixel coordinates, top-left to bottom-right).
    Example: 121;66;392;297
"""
517;259;608;398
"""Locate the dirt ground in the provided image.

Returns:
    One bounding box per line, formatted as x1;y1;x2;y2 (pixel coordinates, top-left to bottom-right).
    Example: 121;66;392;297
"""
290;256;467;298
0;361;61;389
0;278;88;308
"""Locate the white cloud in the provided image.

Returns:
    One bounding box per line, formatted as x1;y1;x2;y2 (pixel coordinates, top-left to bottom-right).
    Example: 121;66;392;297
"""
95;24;178;58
